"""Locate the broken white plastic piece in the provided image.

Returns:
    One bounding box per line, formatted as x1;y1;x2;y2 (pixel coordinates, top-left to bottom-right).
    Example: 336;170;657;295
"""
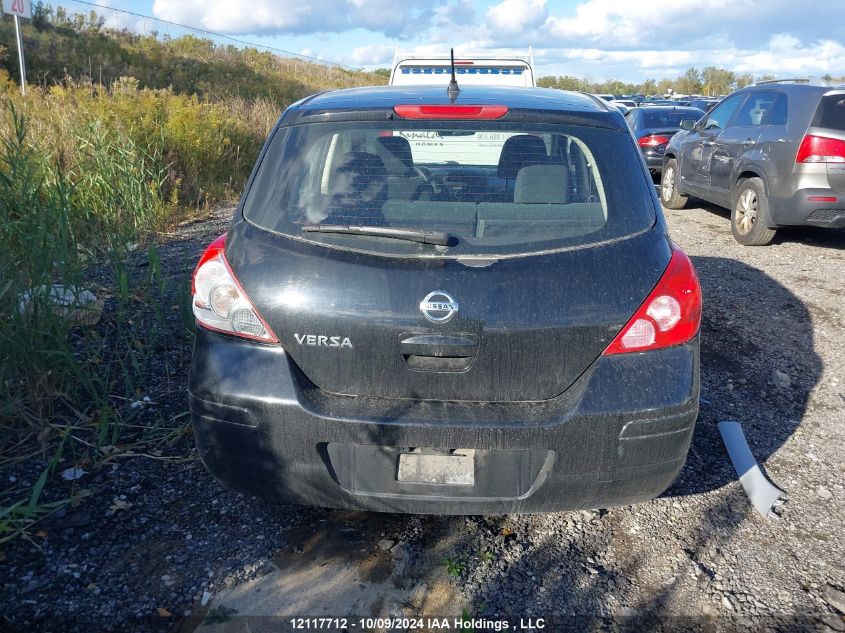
61;467;87;481
718;421;785;518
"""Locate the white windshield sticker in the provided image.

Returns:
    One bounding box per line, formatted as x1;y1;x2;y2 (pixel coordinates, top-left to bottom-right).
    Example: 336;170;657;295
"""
397;131;522;165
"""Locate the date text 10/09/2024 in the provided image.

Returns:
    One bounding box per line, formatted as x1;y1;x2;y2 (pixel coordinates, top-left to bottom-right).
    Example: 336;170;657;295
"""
290;618;547;630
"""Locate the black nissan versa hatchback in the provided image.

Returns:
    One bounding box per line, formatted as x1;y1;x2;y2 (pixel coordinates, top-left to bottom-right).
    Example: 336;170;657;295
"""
189;85;702;514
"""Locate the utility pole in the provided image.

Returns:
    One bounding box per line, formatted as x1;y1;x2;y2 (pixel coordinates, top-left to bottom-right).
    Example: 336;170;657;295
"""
14;14;26;95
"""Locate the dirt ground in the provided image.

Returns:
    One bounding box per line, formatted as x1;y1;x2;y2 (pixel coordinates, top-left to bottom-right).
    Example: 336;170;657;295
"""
2;199;844;632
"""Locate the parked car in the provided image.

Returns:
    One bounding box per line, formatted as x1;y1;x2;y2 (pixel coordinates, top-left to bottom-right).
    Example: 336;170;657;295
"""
661;79;845;245
189;84;702;515
611;102;630;116
686;98;719;113
610;99;638;109
627;106;705;175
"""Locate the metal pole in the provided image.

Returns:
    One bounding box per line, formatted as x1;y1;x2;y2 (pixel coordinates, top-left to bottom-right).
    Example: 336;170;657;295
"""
14;14;26;96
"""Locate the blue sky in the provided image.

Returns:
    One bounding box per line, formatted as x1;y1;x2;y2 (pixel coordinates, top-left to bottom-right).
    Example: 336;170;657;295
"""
59;0;845;81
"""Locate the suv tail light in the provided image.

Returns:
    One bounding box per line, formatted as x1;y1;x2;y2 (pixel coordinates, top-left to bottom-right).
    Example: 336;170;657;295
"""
603;246;701;355
638;134;671;147
796;134;845;163
191;234;278;343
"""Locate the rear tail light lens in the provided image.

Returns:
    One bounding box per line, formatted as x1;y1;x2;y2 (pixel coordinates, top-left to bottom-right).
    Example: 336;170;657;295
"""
191;234;278;343
393;104;509;119
796;134;845;163
638;135;671;147
603;246;701;355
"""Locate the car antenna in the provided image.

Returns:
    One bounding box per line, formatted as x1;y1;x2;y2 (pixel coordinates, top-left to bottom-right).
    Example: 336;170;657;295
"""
447;48;460;102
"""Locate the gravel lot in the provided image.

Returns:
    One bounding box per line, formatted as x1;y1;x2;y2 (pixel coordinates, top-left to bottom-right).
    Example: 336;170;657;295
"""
2;199;844;632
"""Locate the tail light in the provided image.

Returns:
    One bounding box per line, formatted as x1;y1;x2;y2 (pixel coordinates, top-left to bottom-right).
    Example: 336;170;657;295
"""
638;135;671;147
191;234;278;343
796;134;845;163
603;246;701;355
393;104;509;119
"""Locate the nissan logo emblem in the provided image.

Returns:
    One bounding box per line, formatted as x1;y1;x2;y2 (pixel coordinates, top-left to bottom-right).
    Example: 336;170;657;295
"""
420;291;459;324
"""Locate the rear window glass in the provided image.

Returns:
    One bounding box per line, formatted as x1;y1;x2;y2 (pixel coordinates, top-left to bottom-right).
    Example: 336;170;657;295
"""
640;110;703;128
242;119;656;257
813;93;845;131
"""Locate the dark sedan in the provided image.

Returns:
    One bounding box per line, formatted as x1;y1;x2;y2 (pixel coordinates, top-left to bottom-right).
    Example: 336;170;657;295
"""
189;85;701;515
628;106;705;175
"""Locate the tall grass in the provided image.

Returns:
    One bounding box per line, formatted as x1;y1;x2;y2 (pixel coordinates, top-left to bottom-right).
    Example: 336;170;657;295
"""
6;73;274;207
0;83;210;540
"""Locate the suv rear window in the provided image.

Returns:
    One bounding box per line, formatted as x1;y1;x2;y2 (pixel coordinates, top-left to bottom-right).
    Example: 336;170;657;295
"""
242;119;656;257
813;93;845;131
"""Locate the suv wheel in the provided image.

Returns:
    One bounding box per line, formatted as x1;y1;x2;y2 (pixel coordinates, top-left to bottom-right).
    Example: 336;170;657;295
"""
660;159;687;209
731;178;777;246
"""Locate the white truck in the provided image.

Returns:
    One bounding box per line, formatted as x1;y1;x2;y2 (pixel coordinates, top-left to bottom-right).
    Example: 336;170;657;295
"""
389;49;535;88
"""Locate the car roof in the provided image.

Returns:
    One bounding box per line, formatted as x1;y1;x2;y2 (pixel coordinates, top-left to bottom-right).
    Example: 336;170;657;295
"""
294;85;612;114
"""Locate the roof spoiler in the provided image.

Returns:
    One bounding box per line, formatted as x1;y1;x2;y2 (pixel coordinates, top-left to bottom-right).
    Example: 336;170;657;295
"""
752;77;830;87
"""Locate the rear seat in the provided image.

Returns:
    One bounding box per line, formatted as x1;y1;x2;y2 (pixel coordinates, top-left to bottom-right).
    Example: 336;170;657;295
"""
477;165;606;237
382;165;607;238
475;203;607;237
383;201;478;235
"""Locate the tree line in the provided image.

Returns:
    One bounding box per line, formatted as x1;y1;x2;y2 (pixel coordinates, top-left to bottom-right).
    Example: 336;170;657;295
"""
538;66;845;96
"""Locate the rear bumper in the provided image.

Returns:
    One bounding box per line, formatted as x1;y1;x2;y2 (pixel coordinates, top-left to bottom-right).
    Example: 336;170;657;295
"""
771;188;845;227
642;151;664;172
189;328;699;514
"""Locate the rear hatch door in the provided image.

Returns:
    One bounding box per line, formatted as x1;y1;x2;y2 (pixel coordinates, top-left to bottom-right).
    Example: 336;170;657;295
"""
811;92;845;193
227;224;669;402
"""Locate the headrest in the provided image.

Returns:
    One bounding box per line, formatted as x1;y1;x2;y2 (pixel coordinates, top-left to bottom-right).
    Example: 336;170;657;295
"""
514;164;570;204
329;151;387;205
376;136;415;175
497;134;548;179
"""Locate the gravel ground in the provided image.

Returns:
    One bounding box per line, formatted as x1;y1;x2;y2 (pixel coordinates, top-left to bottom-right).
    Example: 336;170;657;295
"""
2;200;844;632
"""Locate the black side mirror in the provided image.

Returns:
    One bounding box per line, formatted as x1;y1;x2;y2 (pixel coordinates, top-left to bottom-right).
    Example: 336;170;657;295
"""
680;119;696;131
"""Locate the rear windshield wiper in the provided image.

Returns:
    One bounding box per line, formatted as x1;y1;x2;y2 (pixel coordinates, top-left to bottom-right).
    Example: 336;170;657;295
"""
301;224;453;247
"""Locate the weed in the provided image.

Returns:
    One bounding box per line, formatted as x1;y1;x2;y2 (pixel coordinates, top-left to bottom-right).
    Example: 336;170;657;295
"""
204;605;239;625
460;609;475;633
445;556;467;578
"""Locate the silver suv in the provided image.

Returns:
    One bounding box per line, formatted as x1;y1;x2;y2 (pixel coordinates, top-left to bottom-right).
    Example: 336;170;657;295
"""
660;79;845;245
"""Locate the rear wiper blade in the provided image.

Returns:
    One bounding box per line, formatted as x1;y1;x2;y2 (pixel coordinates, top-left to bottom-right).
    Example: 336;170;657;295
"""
301;224;453;246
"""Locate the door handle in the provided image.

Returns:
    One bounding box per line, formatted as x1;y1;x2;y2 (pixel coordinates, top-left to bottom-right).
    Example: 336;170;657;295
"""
399;334;478;358
399;333;479;372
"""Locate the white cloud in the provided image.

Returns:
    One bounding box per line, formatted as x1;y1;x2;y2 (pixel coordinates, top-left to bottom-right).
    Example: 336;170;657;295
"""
541;0;738;48
147;0;845;82
152;0;444;38
299;48;324;61
486;0;547;35
350;44;394;66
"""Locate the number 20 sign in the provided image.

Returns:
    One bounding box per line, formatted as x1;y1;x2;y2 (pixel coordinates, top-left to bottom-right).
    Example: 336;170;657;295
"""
2;0;32;19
